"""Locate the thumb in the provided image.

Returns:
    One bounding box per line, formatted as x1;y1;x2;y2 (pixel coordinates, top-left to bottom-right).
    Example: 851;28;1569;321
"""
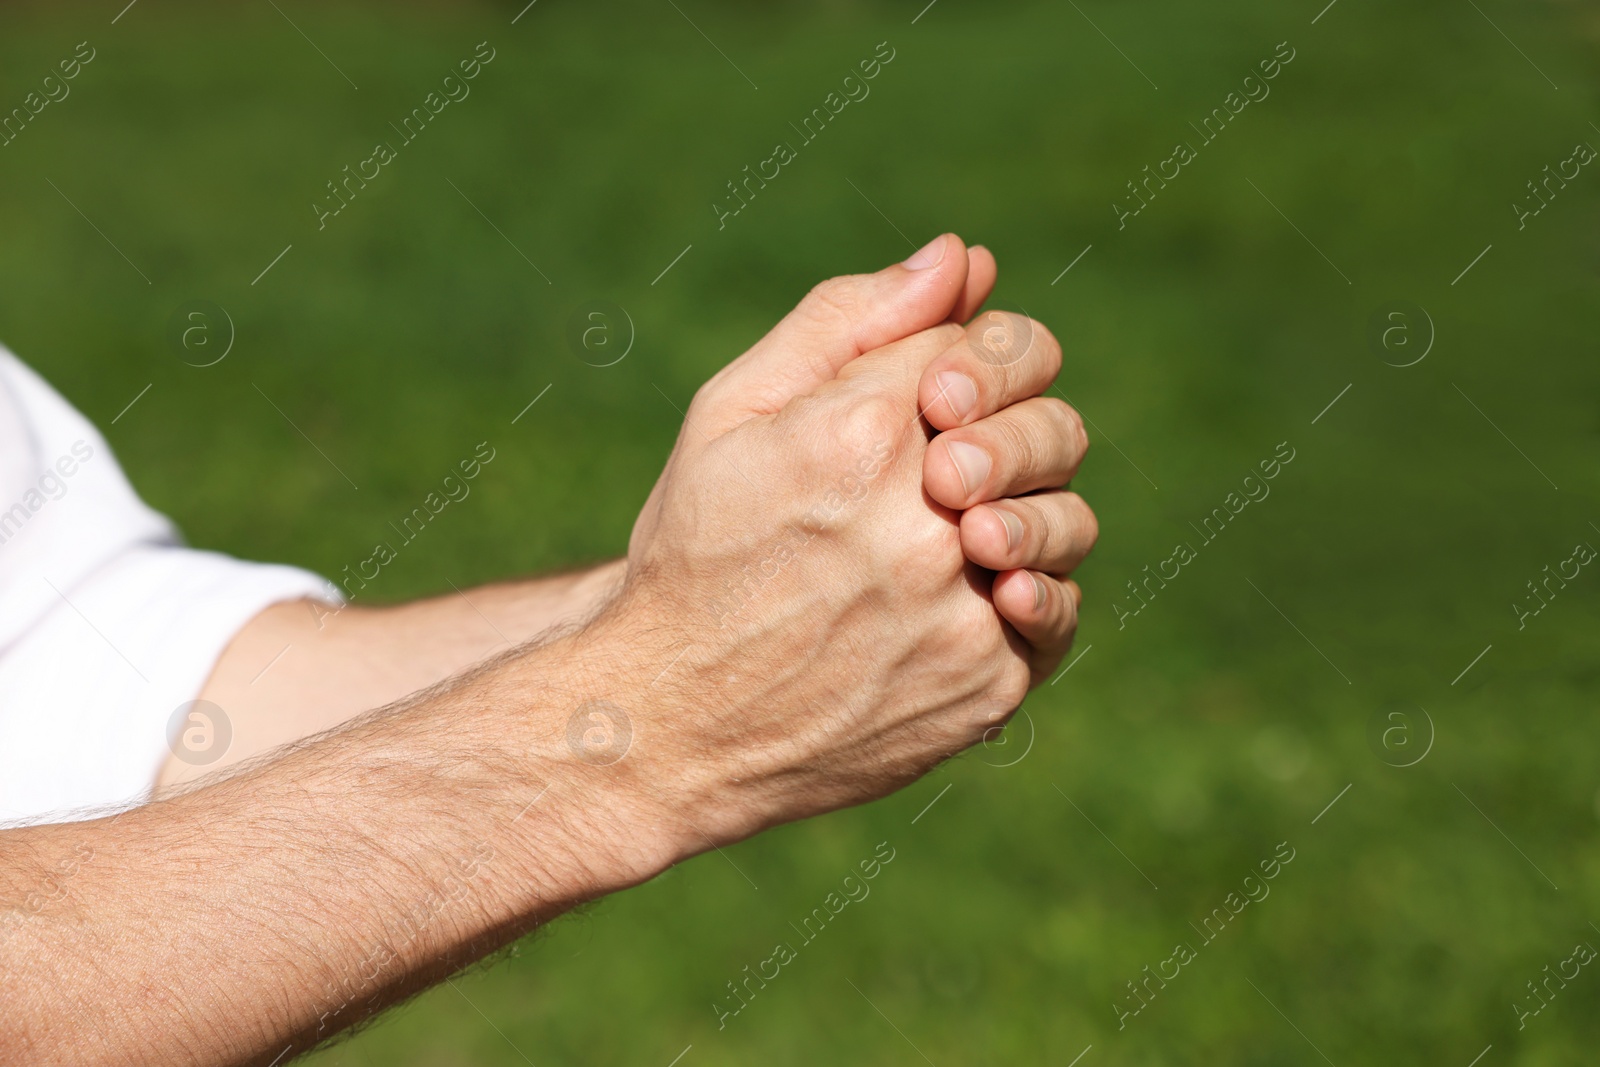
704;234;973;424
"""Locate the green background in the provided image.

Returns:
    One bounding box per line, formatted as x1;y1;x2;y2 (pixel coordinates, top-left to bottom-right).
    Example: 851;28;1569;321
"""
3;0;1598;1062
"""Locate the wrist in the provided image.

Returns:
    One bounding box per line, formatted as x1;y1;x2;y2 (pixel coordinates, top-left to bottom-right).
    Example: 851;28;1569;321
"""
490;598;704;897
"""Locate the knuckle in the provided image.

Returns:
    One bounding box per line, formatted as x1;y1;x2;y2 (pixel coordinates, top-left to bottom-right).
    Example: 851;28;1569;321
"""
994;659;1032;710
1063;403;1090;456
1026;400;1087;479
944;596;999;658
921;322;971;364
1051;583;1081;643
1030;499;1066;562
1040;398;1082;444
689;377;727;419
1074;496;1100;555
802;276;863;332
892;520;961;595
910;513;960;563
1038;395;1072;425
1030;319;1064;374
966;312;1061;379
832;393;903;458
1058;610;1080;654
995;411;1049;476
966;311;1034;369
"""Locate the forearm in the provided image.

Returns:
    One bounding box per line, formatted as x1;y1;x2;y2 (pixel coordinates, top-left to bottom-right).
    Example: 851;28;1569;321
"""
383;558;630;661
158;559;627;788
9;239;1086;1066
7;605;679;1066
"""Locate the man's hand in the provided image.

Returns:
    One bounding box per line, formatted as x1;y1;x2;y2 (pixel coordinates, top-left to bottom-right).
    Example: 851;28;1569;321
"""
166;236;1089;787
631;232;1093;693
4;236;1095;1066
614;234;1095;839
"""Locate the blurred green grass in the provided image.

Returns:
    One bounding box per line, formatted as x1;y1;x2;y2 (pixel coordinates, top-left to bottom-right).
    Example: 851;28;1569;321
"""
3;0;1600;1062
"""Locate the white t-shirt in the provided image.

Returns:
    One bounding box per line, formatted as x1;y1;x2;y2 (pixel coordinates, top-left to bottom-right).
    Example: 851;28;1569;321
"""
0;346;335;826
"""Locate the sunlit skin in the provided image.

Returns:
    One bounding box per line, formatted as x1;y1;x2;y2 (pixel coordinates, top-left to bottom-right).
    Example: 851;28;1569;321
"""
5;236;1096;1065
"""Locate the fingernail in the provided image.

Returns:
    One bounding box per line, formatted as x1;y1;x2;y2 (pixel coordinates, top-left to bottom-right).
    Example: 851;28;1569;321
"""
991;506;1023;552
1031;573;1049;612
945;440;991;496
903;234;947;270
936;371;978;420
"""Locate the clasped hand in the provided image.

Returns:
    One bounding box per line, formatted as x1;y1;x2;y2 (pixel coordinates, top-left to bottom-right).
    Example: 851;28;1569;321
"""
610;234;1098;836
